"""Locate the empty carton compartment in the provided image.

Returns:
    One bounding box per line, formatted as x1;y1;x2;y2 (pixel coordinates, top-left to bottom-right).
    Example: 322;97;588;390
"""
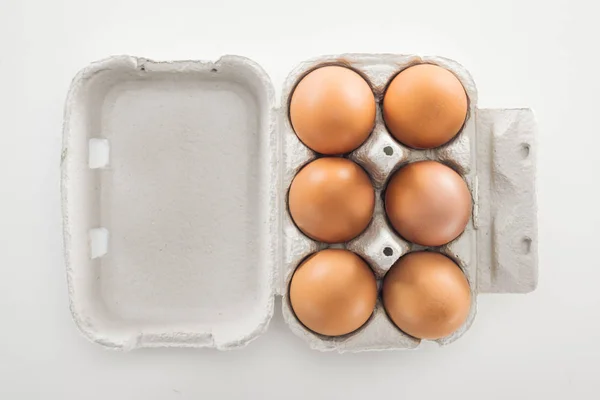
62;56;278;349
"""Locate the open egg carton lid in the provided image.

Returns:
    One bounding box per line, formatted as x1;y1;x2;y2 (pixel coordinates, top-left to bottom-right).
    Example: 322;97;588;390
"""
61;54;538;351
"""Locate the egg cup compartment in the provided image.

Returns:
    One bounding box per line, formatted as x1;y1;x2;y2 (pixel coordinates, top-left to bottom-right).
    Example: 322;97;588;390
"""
62;54;538;351
280;54;481;351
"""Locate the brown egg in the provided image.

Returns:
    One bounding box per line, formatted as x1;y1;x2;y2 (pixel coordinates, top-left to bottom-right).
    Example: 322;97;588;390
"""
382;251;471;340
383;64;468;149
385;161;471;246
289;249;377;336
290;65;376;154
289;158;374;243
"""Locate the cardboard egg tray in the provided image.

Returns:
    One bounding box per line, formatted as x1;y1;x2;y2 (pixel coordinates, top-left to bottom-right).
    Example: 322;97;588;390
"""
61;54;538;351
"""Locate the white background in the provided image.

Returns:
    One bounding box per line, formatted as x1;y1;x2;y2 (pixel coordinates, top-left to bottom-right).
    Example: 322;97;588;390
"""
1;0;597;398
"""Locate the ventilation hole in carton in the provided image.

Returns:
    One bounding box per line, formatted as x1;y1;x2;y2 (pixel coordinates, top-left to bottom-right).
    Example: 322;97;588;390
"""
89;139;109;169
521;237;532;254
383;247;394;257
210;68;218;73
520;143;530;158
89;228;109;259
383;146;394;156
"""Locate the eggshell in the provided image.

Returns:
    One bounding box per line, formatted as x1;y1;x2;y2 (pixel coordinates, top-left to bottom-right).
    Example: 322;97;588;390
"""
382;251;471;340
385;160;471;246
289;249;377;336
383;64;468;149
289;157;375;243
290;66;376;154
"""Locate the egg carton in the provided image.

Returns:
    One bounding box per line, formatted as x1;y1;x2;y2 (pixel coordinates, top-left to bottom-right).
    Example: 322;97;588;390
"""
61;54;538;351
